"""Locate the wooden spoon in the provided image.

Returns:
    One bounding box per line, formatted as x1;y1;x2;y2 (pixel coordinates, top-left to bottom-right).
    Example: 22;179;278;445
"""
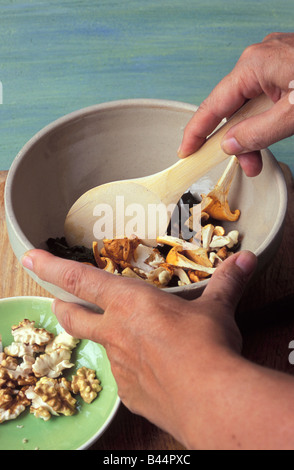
64;94;273;248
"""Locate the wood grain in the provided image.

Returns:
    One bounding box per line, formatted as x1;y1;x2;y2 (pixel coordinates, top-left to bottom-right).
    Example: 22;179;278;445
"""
0;171;53;300
239;162;294;310
0;164;293;450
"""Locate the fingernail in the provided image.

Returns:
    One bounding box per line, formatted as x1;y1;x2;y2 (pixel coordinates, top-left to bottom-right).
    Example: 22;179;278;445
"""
21;254;34;271
177;145;184;158
221;137;244;155
235;251;257;277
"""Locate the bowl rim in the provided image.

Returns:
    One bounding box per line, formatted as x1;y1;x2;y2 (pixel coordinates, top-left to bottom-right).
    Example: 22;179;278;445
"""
4;99;288;295
5;98;198;253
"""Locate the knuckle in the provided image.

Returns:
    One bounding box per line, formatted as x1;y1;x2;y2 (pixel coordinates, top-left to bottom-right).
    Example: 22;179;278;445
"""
54;299;75;335
196;97;219;120
240;43;257;58
60;307;74;335
60;264;85;297
239;43;261;62
194;98;221;126
197;98;210;115
209;267;245;308
240;126;264;150
262;31;281;43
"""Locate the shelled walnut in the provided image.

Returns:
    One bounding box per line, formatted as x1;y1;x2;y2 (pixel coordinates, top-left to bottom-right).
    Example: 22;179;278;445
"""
26;377;77;420
0;319;102;424
71;366;102;404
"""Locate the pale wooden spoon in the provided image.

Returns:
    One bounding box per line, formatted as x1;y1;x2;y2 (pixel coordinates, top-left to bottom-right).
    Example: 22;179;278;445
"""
64;94;273;248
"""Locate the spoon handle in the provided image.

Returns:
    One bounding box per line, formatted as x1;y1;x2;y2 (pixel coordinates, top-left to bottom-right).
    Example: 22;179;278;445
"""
144;93;273;205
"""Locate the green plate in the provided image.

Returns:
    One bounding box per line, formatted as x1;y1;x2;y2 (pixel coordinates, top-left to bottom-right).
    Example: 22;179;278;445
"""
0;296;120;450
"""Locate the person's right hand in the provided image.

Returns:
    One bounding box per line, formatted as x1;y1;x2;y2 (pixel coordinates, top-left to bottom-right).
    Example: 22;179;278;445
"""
178;32;294;177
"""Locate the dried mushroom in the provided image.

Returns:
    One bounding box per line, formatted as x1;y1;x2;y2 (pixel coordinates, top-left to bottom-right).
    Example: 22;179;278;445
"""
157;235;198;251
209;230;239;249
146;265;174;287
47;155;242;288
103;237;140;265
121;267;144;280
173;268;191;286
92;241;107;268
102;257;119;274
199;156;241;222
71;367;102;404
184;247;213;268
166;247;215;276
132;244;165;272
201;224;214;250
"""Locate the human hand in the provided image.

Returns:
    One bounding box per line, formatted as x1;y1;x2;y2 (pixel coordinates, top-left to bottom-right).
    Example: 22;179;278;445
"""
21;248;257;448
178;32;294;177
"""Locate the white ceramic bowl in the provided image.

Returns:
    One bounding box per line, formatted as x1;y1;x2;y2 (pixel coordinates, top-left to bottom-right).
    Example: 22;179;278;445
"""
5;99;287;305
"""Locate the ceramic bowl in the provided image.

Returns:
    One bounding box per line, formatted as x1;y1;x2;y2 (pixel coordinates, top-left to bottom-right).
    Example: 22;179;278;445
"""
5;99;287;305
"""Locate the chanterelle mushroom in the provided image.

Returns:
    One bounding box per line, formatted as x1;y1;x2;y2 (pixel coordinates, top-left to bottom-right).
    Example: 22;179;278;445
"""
200;156;241;222
209;230;239;249
156;235;199;251
146;265;174;287
201;224;214;250
133;244;165;272
103;237;140;265
173;268;191;286
184;247;213;268
166;247;215;275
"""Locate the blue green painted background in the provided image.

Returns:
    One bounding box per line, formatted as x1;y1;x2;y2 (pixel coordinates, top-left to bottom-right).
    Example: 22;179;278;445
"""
0;0;293;173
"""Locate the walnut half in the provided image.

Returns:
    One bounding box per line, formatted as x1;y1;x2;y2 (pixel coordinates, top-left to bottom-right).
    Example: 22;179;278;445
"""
25;376;77;420
71;367;102;404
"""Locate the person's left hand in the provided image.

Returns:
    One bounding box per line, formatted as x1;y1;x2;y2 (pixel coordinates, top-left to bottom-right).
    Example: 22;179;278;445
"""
21;248;256;448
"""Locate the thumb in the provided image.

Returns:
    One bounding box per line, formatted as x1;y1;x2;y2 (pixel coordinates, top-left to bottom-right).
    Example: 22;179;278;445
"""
221;94;294;155
202;251;257;311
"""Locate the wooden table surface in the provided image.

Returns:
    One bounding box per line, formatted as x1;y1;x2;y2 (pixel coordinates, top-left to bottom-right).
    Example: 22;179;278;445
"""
0;163;293;450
